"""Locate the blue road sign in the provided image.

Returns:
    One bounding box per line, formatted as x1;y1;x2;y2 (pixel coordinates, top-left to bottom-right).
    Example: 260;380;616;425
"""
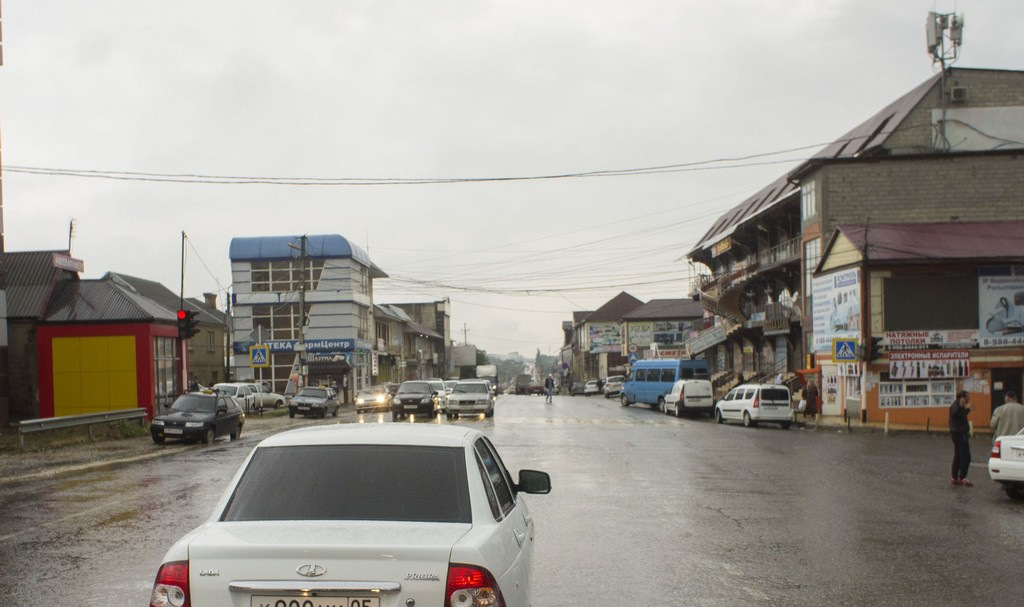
250;345;270;368
832;338;858;362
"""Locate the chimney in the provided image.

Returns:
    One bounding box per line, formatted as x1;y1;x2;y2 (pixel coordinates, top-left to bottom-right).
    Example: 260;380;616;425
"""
203;292;218;309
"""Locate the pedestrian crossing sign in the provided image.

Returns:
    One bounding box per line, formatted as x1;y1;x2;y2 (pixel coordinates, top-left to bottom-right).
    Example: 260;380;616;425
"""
250;345;270;368
832;338;858;362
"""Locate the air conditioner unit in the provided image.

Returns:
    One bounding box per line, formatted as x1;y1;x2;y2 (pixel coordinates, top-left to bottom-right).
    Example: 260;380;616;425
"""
950;86;968;102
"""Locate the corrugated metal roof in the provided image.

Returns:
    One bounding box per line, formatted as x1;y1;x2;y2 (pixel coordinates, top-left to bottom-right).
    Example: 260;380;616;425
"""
621;298;704;320
43;279;177;324
404;321;442;339
833;220;1024;263
585;292;644;322
3;250;77;318
692;72;943;254
105;272;225;325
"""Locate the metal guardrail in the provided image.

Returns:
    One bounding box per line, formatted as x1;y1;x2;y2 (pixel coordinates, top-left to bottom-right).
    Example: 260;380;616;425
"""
17;409;147;451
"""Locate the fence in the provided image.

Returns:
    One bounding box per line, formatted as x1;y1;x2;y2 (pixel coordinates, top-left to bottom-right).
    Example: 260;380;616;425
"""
17;409;147;451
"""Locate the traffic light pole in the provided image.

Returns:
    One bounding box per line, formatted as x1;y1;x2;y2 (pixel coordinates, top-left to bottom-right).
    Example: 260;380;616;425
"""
179;231;188;394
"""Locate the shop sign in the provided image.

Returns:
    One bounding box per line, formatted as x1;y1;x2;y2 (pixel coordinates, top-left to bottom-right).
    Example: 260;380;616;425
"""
882;330;977;350
888;350;970;379
711;237;732;258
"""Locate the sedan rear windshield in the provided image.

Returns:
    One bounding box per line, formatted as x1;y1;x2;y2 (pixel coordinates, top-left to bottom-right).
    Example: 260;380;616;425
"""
221;445;471;523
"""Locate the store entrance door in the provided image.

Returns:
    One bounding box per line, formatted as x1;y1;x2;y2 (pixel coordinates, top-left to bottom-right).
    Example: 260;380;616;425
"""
991;367;1023;420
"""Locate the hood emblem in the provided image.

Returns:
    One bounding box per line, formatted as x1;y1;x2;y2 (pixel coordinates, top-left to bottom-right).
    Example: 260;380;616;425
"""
297;564;327;578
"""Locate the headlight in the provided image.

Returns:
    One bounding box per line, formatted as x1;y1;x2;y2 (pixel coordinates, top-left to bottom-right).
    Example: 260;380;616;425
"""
422;397;432;404
376;395;386;404
355;397;365;405
151;420;164;426
185;422;204;428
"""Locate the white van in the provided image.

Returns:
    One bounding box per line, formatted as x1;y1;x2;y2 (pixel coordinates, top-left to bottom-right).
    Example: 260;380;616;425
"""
714;384;793;429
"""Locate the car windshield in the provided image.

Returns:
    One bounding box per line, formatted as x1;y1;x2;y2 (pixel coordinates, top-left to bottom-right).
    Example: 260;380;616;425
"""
170;395;216;413
453;383;489;394
429;381;445;391
221;445;471;523
398;382;431;394
298;387;328;398
362;385;388;395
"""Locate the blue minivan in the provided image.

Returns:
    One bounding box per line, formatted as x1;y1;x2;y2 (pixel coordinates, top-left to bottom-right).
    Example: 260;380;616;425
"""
620;359;711;408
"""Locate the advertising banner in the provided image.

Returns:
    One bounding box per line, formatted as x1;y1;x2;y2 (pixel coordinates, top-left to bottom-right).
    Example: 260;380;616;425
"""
978;266;1024;348
627;322;653;348
888;350;970;379
812;268;861;352
882;330;978;350
589;322;621;353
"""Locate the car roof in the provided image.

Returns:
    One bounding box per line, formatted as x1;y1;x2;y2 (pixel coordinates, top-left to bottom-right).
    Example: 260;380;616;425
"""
458;379;489;384
735;383;789;390
257;423;480;449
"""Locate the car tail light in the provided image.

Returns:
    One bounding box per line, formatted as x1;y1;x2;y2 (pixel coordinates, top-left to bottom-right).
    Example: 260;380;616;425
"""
446;564;505;607
752;395;759;409
150;561;190;607
992;439;1002;459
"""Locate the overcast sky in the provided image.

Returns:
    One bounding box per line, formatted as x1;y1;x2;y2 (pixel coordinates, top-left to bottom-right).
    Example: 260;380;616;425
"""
2;1;1022;356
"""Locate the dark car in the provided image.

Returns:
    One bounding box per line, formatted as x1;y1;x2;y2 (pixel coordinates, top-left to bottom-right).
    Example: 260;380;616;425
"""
391;380;440;421
355;384;394;414
288;386;340;419
525;382;546;395
151;392;244;444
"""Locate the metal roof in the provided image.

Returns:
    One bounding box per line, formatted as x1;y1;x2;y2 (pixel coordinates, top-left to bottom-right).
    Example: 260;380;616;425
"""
105;272;225;325
229;234;387;278
3;251;78;319
829;220;1024;264
692;72;944;254
621;298;704;321
404;321;442;339
584;292;645;323
43;278;177;324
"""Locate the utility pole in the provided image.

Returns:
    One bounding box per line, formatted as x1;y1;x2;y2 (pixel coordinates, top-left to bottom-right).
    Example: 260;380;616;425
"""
289;235;308;387
463;323;468;344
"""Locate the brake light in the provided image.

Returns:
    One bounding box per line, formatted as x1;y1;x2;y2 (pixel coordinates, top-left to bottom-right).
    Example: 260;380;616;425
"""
992;439;1001;459
150;561;189;607
446;564;505;607
752;395;759;409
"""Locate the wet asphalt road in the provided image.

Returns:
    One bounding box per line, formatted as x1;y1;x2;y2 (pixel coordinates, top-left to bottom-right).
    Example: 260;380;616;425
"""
1;394;1022;606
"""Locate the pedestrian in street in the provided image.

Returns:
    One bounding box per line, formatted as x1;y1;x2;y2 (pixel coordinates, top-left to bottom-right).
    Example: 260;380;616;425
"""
803;379;819;419
544;374;555;403
990;390;1024;440
949;390;974;487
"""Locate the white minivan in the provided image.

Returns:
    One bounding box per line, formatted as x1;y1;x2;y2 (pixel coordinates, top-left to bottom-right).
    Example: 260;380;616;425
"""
714;384;793;429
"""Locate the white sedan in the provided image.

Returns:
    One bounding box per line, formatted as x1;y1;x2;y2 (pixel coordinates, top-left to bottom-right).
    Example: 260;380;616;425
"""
988;427;1024;500
149;424;551;607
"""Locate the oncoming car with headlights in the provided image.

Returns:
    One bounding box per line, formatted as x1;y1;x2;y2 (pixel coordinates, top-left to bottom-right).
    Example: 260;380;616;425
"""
149;424;551;607
355;384;394;414
444;379;495;419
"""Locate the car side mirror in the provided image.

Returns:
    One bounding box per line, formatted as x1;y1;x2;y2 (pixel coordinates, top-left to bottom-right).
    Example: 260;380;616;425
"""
514;469;551;495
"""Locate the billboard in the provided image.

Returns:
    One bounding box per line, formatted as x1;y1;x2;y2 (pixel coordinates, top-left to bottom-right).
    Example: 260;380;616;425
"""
812;268;861;352
451;345;478;367
978;266;1024;348
589;322;621;353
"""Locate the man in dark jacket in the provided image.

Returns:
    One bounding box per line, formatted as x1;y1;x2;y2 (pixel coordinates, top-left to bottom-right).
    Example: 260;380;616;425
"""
949;391;974;486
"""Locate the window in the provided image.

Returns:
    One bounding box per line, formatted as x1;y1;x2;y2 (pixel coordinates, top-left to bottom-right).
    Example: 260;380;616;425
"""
660;368;676;382
250;259;324;293
153;337;180;410
475;438;515;518
804;238;821;314
222;445;471;523
801;180;817;220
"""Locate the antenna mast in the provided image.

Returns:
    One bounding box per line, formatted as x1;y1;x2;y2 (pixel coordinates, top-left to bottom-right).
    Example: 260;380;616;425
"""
926;11;965;151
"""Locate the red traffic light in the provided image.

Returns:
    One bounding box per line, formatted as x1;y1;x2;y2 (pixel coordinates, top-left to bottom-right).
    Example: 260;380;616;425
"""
177;309;187;320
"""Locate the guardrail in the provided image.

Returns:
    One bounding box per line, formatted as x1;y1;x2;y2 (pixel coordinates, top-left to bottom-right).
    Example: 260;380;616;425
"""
17;409;147;451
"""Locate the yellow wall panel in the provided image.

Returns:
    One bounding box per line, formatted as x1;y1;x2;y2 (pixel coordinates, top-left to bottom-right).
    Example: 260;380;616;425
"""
52;335;139;416
52;338;82;373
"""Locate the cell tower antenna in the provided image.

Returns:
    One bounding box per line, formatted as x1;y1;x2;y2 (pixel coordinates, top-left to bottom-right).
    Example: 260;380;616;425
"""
926;11;965;152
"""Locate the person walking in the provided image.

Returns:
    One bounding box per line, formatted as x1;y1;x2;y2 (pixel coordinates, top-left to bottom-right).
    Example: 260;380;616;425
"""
544;374;555;404
803;378;819;419
949;391;974;487
990;390;1024;439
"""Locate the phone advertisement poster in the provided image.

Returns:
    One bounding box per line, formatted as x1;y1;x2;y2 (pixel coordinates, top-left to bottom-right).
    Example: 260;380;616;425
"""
978;266;1024;347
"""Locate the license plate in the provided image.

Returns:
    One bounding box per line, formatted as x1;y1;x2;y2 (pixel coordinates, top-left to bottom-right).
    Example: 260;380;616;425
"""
164;428;183;435
404;405;418;410
252;596;379;607
298;406;310;410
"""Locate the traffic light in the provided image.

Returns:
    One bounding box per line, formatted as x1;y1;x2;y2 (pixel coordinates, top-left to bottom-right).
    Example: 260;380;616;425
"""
177;309;201;340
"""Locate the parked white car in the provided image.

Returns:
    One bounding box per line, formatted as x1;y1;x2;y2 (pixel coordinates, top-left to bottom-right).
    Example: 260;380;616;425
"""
988;428;1024;500
149;424;551;607
245;382;286;410
661;378;715;417
714;384;793;429
583;380;601;396
212;382;258;413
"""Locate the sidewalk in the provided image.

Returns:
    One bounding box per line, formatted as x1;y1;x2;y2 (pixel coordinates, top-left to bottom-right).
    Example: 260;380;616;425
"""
0;408;322;486
796;413;994;438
